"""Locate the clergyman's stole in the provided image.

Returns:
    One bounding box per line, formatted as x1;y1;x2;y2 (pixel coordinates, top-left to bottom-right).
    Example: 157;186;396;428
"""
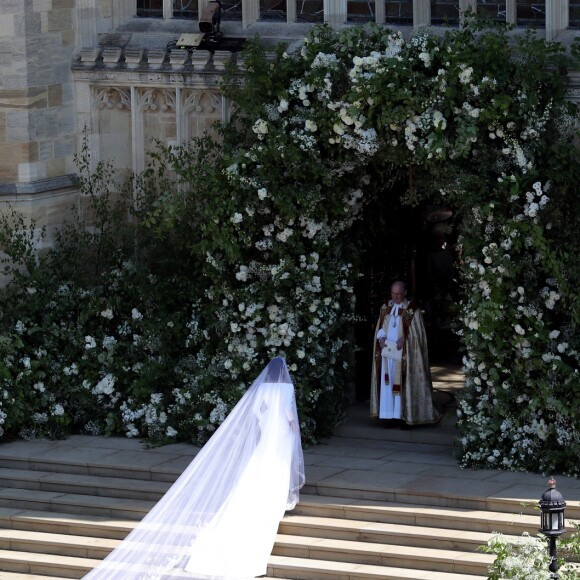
375;301;417;396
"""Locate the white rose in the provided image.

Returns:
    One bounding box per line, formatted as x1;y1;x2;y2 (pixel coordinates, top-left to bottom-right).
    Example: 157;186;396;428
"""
305;120;318;132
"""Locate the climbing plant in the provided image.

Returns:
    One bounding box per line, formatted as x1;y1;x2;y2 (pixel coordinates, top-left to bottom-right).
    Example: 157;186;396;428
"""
206;21;580;474
0;21;578;474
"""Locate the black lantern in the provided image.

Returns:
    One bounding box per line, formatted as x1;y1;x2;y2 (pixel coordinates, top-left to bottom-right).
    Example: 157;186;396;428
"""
539;477;567;579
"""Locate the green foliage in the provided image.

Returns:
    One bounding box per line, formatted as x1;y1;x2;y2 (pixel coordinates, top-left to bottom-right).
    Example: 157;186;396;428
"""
0;20;578;467
481;527;580;579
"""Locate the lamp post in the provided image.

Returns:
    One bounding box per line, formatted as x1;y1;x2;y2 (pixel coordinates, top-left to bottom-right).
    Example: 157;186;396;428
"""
539;477;567;579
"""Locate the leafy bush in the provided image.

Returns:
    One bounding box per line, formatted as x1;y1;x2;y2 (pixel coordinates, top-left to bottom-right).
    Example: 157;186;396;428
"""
482;524;580;579
0;21;578;468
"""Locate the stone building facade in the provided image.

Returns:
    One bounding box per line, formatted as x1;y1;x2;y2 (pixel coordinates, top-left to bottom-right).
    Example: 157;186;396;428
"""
0;0;579;245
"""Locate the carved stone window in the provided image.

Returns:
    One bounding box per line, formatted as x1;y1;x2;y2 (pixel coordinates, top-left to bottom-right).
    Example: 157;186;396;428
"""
222;0;244;20
516;0;545;25
347;0;376;22
477;0;507;21
571;0;580;26
385;0;413;24
261;0;287;21
174;0;198;17
296;0;324;21
136;0;164;17
431;0;460;24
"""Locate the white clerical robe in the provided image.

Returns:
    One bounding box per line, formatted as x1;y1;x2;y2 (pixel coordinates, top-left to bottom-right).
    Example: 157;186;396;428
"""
376;304;402;419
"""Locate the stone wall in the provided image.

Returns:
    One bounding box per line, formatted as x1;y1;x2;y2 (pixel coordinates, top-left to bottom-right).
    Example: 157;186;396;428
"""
0;2;579;252
0;0;80;244
0;1;78;186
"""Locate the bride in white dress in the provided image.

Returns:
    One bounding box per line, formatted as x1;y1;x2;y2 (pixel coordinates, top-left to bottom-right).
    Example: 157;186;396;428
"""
82;357;305;580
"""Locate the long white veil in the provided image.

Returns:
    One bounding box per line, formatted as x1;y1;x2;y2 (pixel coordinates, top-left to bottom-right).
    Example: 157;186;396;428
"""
83;357;305;580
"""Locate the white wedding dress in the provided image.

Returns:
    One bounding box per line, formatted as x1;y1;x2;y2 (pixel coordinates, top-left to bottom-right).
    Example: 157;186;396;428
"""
82;357;305;580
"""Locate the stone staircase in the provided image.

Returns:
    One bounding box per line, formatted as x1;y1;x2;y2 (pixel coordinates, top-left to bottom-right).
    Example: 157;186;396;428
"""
0;448;570;580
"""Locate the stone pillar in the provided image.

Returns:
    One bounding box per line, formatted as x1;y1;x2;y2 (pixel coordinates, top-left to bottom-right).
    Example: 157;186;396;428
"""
375;0;385;24
0;2;80;245
459;0;477;22
98;0;135;30
76;0;99;48
287;0;297;23
175;87;185;146
324;0;347;26
164;0;174;19
505;0;517;24
242;0;260;27
0;2;77;188
545;0;569;40
567;71;580;107
413;0;431;27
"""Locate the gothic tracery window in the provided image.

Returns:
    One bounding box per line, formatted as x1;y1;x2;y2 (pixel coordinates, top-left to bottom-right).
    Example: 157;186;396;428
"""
476;0;506;22
260;0;287;21
385;0;413;25
295;0;324;21
136;0;163;17
516;0;545;25
431;0;460;24
571;0;580;26
174;0;198;18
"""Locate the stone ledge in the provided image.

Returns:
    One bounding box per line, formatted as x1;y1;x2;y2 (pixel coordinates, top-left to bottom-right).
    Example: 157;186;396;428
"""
0;175;78;196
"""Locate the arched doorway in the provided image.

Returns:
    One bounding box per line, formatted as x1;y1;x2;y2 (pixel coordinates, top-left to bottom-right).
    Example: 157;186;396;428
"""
351;170;463;403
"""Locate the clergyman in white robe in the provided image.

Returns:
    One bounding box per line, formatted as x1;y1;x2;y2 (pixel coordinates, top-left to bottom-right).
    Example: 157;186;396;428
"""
370;281;440;426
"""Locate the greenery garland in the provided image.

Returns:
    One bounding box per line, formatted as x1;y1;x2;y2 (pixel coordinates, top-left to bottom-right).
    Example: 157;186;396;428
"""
0;21;578;475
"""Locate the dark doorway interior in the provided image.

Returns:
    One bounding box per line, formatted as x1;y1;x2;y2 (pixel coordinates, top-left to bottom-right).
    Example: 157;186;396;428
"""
352;173;463;402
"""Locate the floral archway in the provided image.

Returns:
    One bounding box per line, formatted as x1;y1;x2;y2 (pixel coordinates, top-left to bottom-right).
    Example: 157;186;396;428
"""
0;21;578;476
177;21;579;475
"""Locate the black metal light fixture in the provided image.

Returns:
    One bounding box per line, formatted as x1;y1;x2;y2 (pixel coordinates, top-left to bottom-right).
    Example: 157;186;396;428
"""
539;477;567;579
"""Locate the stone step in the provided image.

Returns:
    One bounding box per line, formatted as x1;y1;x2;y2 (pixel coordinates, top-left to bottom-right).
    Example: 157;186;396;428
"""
1;453;577;519
0;574;71;580
0;524;493;575
0;508;136;540
2;462;575;524
279;515;516;552
0;447;185;484
267;555;487;579
0;507;503;554
304;479;578;518
0;547;488;580
0;548;290;579
0;467;170;501
296;495;541;535
0;549;99;578
0;528;118;559
0;489;152;520
0;491;553;549
273;534;494;576
0;508;498;559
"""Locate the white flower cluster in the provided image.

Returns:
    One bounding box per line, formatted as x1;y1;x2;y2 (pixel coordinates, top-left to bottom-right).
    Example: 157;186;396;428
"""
209;397;228;424
311;52;339;70
119;394;168;439
93;373;116;396
522;181;549;221
252;119;268;139
329;105;379;157
486;533;551;580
